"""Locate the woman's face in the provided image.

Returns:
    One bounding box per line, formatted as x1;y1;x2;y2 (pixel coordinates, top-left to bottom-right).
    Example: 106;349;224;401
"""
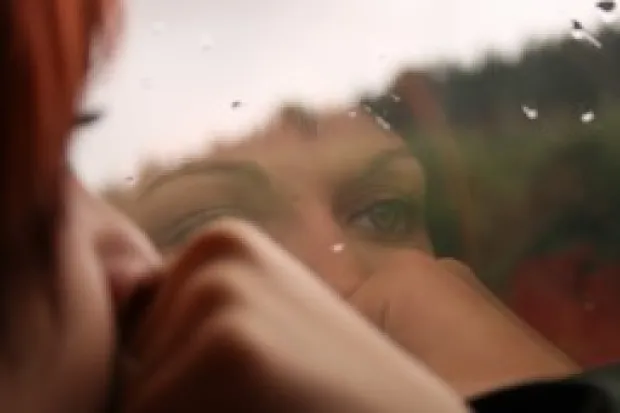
4;176;161;412
131;110;432;297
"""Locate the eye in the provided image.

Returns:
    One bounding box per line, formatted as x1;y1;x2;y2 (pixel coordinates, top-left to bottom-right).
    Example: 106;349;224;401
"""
349;198;419;241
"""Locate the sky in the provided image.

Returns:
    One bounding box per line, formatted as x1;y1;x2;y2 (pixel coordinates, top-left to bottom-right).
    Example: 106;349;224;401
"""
70;0;617;190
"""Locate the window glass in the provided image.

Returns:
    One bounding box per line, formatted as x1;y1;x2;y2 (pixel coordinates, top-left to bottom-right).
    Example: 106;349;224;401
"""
73;0;620;373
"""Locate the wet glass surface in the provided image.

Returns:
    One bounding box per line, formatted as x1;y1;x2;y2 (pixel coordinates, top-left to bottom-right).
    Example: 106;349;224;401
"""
73;0;620;370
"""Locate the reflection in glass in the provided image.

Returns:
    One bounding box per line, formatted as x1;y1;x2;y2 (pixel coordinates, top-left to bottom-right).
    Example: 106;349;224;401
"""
75;0;620;375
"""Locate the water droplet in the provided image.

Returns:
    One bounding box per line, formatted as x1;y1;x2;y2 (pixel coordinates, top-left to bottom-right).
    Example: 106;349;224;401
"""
231;100;242;109
597;0;616;12
586;34;603;48
581;111;596;123
375;116;391;130
331;243;345;253
570;20;602;48
363;105;372;113
597;1;617;23
522;105;538;120
348;110;357;118
571;20;587;40
391;94;402;102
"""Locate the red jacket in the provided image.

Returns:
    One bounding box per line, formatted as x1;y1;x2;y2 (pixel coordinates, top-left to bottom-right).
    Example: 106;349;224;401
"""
509;243;620;368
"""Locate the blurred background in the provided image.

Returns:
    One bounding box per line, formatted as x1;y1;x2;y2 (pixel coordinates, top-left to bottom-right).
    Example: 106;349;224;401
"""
72;0;620;370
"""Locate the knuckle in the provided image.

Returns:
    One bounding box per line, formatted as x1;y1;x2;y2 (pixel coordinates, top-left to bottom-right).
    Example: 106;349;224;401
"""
181;271;237;314
196;309;263;369
169;219;257;277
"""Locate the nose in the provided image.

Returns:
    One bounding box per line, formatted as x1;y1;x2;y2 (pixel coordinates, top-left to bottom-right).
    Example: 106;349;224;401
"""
275;202;367;297
68;175;162;322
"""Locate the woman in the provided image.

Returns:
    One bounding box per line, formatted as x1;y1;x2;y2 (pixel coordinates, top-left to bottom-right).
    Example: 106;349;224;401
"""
108;104;575;397
0;0;499;412
2;1;617;412
362;70;480;269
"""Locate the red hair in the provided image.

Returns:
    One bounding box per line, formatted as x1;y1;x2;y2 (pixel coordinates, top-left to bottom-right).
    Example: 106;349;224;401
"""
0;0;114;346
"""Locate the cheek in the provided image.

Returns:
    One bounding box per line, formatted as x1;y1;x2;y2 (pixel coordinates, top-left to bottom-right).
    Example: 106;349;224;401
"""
263;210;435;291
359;243;435;279
353;235;435;273
55;228;115;410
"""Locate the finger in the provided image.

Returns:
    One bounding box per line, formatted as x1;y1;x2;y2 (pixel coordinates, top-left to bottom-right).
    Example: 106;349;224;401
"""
130;222;250;349
438;259;576;368
124;308;276;413
347;251;441;331
183;220;347;320
130;268;236;381
130;255;294;385
437;258;477;283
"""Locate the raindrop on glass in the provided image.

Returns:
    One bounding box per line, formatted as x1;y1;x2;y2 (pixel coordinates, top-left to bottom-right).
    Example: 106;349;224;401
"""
597;0;616;12
231;100;242;109
376;116;391;130
363;105;372;113
597;1;617;23
570;20;587;41
571;19;585;36
522;105;538;120
586;34;603;48
570;20;602;48
391;94;402;102
331;243;345;253
581;111;596;123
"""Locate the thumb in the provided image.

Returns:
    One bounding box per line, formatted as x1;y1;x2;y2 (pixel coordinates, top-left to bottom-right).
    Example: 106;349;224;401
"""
348;252;443;334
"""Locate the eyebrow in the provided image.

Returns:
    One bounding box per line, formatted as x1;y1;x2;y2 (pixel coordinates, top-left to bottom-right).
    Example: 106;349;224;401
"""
358;147;420;180
138;160;271;200
139;147;417;200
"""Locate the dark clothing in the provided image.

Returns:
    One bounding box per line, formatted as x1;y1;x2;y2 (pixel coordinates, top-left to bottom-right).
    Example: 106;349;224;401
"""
470;364;620;413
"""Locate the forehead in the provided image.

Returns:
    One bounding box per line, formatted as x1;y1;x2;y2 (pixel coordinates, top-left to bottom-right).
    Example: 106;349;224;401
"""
208;109;404;163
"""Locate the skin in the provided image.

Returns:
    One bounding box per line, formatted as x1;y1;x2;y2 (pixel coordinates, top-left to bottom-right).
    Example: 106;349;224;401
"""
1;1;473;411
132;111;432;289
121;220;469;413
0;176;161;412
117;109;577;397
1;0;159;410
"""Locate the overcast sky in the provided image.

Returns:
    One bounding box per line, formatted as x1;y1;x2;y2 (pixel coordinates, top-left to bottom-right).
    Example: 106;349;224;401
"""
70;0;616;189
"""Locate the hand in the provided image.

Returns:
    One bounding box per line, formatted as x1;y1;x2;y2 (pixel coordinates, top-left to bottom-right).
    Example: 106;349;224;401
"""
348;251;577;397
119;220;467;413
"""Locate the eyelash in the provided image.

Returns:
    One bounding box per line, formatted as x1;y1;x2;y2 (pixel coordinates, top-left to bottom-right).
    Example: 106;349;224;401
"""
157;193;422;248
159;207;247;247
346;196;421;242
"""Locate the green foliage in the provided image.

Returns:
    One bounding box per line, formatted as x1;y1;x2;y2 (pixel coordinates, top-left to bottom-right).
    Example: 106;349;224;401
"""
364;27;620;291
